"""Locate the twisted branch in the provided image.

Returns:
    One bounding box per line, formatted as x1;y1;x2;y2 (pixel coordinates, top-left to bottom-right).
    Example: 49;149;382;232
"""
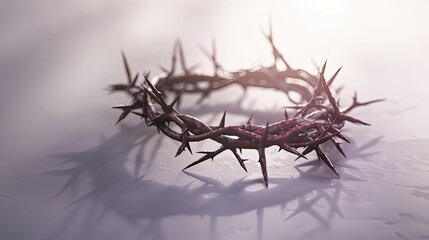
109;36;383;188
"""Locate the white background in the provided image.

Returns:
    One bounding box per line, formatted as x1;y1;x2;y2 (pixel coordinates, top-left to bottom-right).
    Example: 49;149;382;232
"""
1;0;429;239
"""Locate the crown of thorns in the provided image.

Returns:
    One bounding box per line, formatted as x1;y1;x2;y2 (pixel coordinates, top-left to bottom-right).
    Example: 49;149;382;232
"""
109;28;383;187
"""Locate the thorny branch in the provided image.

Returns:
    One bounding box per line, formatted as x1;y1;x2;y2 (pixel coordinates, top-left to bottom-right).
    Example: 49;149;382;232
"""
109;31;383;188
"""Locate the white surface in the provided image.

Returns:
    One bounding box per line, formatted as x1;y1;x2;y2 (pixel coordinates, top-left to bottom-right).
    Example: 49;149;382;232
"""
1;1;429;239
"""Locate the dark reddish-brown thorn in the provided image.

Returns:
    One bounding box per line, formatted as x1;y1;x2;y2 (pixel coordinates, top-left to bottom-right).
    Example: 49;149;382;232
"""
258;146;268;188
278;143;307;159
122;51;132;84
341;114;370;126
315;146;340;177
196;90;211;105
320;73;341;114
111;104;135;110
284;105;302;110
144;75;164;100
257;122;270;188
321;60;327;76
115;109;131;126
166;90;183;112
246;115;253;125
244;115;253;131
262;20;292;70
158;64;169;73
167;42;178;77
230;148;248;172
327;67;342;86
177;39;190;75
296;74;326;117
284;109;289;120
342;92;385;114
211;39;218;70
176;129;192;157
131;111;147;118
148;112;169;126
130;74;139;88
182;146;227;170
329;128;350;143
331;138;346;158
262;122;269;143
219;111;226;128
300;145;317;156
198;44;212;63
141;83;160;105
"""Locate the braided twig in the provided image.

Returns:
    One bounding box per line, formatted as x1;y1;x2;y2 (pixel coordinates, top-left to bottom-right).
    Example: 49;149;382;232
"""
109;37;383;188
151;26;325;105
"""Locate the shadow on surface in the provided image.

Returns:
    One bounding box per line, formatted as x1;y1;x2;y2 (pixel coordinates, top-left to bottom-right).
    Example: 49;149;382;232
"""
47;105;382;240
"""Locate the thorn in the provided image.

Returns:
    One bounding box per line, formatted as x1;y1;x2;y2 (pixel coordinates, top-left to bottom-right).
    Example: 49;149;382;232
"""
315;147;340;177
148;112;167;126
182;146;227;170
122;51;132;84
283;105;303;110
115;110;130;126
219;111;226;128
256;122;270;188
158;64;169;73
311;58;320;72
175;129;192;157
330;128;350;143
301;145;316;156
284;109;289;120
177;39;189;74
196;90;210;105
342;114;371;126
168;90;183;111
130;74;138;88
279;143;307;160
198;44;211;61
247;115;253;125
262;122;269;144
175;92;182;108
320;73;341;114
331;139;347;158
328;67;342;86
144;75;161;97
131;111;146;118
212;38;217;60
188;62;201;72
107;84;128;92
263;21;292;70
321;60;327;76
211;38;222;72
111;104;131;109
143;75;168;108
342;94;385;114
167;42;177;77
230;148;247;172
258;148;269;188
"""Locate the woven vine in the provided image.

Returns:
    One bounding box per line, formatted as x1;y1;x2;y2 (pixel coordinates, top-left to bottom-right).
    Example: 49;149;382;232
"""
109;31;382;187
